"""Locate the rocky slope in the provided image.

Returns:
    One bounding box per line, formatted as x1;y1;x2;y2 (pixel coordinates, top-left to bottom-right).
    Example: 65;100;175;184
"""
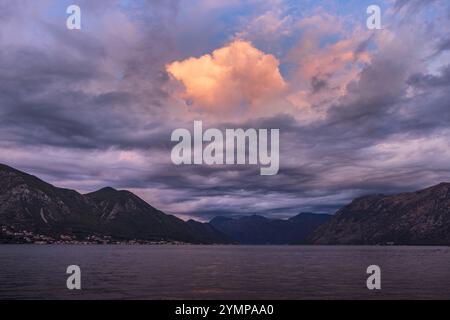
310;183;450;245
0;164;100;236
86;187;230;243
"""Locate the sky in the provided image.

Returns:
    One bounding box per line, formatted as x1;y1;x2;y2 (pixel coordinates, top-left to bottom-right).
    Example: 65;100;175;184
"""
0;0;450;221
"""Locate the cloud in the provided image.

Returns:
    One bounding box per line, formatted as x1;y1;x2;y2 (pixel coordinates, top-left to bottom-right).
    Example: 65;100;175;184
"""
1;0;450;222
394;0;440;12
166;40;286;114
235;7;295;52
282;14;373;122
408;65;450;89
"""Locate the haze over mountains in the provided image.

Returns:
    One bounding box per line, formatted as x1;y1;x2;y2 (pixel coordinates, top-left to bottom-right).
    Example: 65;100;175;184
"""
1;163;450;245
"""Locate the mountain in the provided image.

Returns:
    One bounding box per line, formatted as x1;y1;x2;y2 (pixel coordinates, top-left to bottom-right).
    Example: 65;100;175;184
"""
85;187;230;243
185;219;232;244
310;183;450;245
0;163;100;236
0;164;229;244
210;213;331;244
6;163;449;246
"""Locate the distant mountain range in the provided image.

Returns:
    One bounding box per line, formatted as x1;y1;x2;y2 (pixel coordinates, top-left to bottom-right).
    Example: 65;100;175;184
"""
2;163;450;245
210;213;331;244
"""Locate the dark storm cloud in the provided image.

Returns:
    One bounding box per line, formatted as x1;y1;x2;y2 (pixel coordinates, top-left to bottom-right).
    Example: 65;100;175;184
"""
311;76;328;94
436;37;450;53
408;65;450;89
0;1;181;151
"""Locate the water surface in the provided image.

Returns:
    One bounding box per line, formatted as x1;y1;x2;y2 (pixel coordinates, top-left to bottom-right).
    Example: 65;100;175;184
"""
0;245;449;300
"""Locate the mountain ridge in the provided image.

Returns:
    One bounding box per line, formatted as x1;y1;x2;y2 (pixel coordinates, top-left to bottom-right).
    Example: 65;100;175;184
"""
210;212;331;244
3;163;450;245
0;163;230;244
310;183;450;245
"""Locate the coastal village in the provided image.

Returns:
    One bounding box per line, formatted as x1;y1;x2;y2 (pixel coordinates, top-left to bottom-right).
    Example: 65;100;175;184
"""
0;225;186;245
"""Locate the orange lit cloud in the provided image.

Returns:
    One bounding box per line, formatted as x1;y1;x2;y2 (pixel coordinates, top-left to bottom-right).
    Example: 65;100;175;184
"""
166;40;286;112
291;35;371;86
286;34;371;115
284;13;373;120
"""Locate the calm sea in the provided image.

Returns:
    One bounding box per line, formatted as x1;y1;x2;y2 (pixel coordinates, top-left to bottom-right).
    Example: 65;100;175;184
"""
0;245;449;300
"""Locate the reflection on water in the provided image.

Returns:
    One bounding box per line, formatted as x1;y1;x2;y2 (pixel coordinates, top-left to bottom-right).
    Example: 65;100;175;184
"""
0;245;449;300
